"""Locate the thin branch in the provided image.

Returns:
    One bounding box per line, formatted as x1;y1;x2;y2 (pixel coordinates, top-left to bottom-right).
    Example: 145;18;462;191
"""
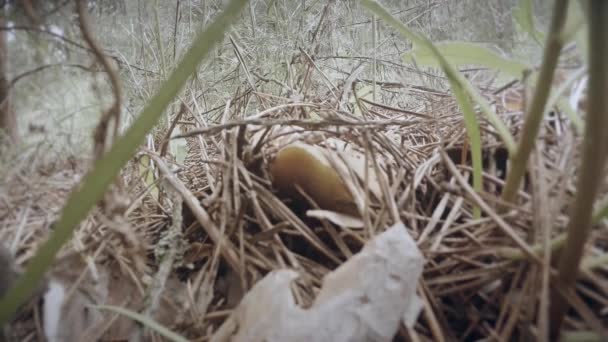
76;0;122;158
159;102;187;157
172;116;426;140
8;63;100;89
148;152;242;274
0;25;158;75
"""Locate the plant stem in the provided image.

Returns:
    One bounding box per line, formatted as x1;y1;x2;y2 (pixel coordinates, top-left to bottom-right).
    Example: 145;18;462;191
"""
497;233;566;261
549;0;608;336
0;0;248;325
500;0;569;207
498;199;607;262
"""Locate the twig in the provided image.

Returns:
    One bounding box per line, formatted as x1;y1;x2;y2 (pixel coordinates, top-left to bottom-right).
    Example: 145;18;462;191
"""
159;102;187;157
20;0;41;27
172;0;180;61
439;148;541;264
8;63;101;90
76;0;122;159
130;179;183;342
358;97;431;118
0;25;158;76
172;116;425;140
148;152;241;274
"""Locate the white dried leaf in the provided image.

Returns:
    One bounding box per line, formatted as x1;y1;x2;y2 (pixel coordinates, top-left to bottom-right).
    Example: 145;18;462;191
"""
306;209;365;229
212;222;424;342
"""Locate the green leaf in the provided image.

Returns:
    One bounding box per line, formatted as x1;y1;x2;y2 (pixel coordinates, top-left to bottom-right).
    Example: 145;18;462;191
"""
545;67;586;135
95;305;189;342
403;42;529;79
360;0;516;154
170;138;188;165
0;0;248;325
451;84;483;218
361;0;495;218
560;330;603;342
592;199;608;224
140;154;160;200
350;84;381;116
563;0;589;62
357;84;380;102
556;98;584;135
513;0;545;44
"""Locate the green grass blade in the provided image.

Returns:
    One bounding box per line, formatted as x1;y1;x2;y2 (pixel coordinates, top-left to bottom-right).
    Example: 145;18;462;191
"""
0;0;248;325
500;0;569;207
545;67;586;135
560;330;603;342
513;0;545;44
592;199;608;224
556;98;584;135
361;0;507;218
563;0;588;61
95;305;189;342
360;0;516;153
403;41;529;79
451;85;483;218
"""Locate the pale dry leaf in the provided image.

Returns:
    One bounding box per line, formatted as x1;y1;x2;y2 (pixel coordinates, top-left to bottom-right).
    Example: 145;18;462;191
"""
306;209;365;229
212;222;424;342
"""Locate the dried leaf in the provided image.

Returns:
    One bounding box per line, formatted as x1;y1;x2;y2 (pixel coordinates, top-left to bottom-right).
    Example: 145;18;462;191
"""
212;222;424;342
306;209;365;229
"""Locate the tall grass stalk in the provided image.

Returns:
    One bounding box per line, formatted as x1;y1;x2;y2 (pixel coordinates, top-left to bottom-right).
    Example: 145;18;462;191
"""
360;0;489;218
500;0;569;206
0;0;248;325
549;0;608;336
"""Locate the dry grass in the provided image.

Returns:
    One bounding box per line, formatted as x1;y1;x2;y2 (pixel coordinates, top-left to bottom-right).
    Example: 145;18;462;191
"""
1;59;606;340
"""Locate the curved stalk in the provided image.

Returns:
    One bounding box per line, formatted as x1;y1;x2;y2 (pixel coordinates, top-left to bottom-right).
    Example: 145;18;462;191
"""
549;0;608;336
0;0;248;325
500;0;569;206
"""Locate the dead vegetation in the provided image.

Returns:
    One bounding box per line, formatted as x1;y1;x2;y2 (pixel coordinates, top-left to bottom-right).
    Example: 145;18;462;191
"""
1;0;607;341
1;59;606;340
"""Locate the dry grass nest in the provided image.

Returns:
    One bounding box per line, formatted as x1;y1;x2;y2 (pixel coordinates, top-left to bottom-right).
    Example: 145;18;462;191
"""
1;75;607;341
